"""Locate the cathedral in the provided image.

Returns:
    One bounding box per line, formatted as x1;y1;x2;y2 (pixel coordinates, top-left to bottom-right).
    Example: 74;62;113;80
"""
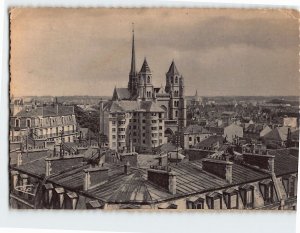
112;29;187;132
103;29;187;153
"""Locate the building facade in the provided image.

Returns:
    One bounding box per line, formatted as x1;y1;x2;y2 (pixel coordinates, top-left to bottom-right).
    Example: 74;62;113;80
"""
10;103;78;149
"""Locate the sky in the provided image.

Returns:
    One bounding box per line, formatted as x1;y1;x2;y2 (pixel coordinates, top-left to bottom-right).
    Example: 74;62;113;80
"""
10;8;299;97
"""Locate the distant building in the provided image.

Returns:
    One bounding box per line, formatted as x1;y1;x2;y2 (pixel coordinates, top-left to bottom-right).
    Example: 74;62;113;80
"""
10;104;78;148
223;123;243;143
262;127;298;149
283;117;298;128
182;124;212;149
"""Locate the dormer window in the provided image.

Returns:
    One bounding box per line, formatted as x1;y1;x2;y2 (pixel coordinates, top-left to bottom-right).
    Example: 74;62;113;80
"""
15;118;20;127
206;192;222;209
86;200;105;209
282;175;296;198
223;187;239;209
157;203;178;209
186;196;204;209
259;179;274;205
239;184;254;209
175;76;178;83
147;76;151;83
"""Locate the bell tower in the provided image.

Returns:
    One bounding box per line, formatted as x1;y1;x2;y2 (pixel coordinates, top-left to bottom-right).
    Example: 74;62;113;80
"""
138;58;154;100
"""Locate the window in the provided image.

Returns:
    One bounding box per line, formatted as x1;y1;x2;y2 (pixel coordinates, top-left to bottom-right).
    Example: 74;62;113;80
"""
206;192;222;209
189;137;192;142
186;197;204;209
282;175;297;198
151;127;157;130
112;128;116;132
152;120;157;123
223;188;239;209
26;118;31;127
159;113;162;118
175;76;178;83
112;135;116;139
239;185;254;209
175;111;178;117
112;121;116;125
147;76;151;83
259;180;274;205
159;126;163;130
15;119;20;127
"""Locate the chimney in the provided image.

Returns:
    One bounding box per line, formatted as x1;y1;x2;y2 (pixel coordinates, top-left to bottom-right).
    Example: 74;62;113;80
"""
17;150;22;167
202;159;233;184
45;155;84;176
124;162;130;175
10;170;19;189
157;154;168;166
83;166;109;191
242;153;275;174
147;168;177;194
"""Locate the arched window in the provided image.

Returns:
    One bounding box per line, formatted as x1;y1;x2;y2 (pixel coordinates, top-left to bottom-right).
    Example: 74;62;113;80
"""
175;111;178;117
26;118;31;128
147;76;151;83
175;76;178;83
15;119;20;127
171;76;174;84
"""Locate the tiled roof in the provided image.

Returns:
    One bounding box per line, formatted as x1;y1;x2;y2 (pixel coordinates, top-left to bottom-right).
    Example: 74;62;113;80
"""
15;105;74;118
269;149;299;175
244;124;264;133
113;88;131;100
194;135;224;148
108;100;164;113
139;101;165;112
262;127;293;142
183;124;210;134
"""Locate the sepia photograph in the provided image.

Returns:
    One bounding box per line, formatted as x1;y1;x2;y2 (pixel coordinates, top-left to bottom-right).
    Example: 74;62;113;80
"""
8;8;299;211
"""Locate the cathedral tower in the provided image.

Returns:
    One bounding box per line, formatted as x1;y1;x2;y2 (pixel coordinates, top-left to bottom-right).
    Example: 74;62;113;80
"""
138;58;154;100
165;61;186;130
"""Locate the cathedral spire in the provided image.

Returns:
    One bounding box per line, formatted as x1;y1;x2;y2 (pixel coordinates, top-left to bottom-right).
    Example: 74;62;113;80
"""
130;23;136;75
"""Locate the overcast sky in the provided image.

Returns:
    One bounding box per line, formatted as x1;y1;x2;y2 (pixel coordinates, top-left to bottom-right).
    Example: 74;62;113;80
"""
10;8;299;97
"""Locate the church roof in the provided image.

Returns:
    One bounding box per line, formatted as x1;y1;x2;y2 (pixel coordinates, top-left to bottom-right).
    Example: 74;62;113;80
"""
112;88;131;100
139;58;151;73
167;60;180;76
